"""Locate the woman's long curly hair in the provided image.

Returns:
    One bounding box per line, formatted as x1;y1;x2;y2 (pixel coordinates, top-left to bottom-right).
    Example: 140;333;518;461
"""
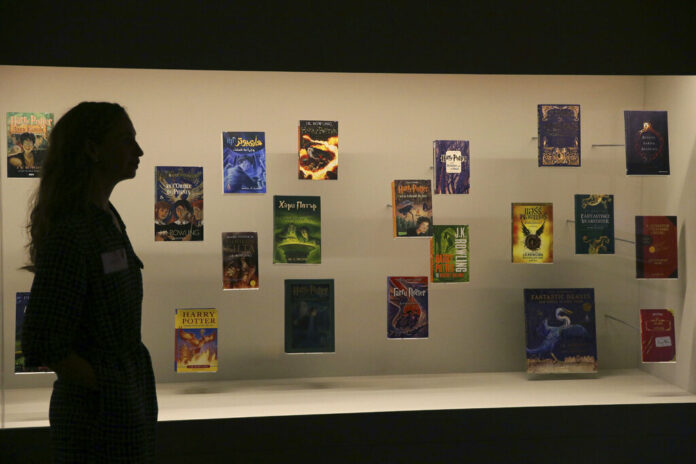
25;102;127;271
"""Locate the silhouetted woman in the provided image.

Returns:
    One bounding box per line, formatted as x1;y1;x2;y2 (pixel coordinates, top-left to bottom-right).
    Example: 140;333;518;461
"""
22;102;157;462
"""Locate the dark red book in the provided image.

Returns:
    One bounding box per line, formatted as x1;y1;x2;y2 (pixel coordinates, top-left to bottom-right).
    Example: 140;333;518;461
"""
640;309;676;362
635;216;678;279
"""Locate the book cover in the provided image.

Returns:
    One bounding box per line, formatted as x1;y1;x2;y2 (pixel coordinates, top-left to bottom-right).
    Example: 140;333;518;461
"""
222;232;259;290
273;195;321;263
298;120;338;180
635;216;678;279
15;292;51;373
155;166;204;241
574;194;614;254
222;131;266;193
538;104;580;167
640;309;676;363
7;112;53;178
387;276;429;339
433;140;470;194
624;110;670;175
511;203;553;263
175;308;218;373
285;279;335;353
431;225;469;283
392;180;433;237
524;288;597;374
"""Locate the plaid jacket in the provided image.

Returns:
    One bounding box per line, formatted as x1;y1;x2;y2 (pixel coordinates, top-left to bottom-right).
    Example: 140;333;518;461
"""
23;204;157;463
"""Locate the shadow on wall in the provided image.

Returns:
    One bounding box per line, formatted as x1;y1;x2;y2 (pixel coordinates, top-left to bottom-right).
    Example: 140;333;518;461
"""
679;136;696;393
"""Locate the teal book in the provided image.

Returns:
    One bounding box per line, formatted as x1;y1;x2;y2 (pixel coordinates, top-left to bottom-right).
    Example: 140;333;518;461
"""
574;194;614;254
273;195;321;263
285;279;335;353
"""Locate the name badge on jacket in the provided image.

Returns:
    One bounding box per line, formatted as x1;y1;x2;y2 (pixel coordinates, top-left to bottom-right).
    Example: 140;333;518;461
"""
101;248;128;274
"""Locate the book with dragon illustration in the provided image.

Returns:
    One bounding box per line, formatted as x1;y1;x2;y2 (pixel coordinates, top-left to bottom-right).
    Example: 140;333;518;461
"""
624;111;670;175
635;216;678;279
155;166;204;241
273;195;321;264
222;131;266;193
574;194;614;254
298;120;338;180
537;104;580;167
392;180;433;237
175;308;218;373
433;140;470;194
524;288;597;374
7;112;54;178
511;203;553;263
387;276;429;339
285;279;335;353
640;309;676;363
15;292;51;373
222;232;259;290
431;225;469;283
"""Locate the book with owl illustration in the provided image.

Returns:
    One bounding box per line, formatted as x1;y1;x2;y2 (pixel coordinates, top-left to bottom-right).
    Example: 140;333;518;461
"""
175;308;218;373
538;104;581;167
512;203;553;263
635;216;678;279
574;194;614;254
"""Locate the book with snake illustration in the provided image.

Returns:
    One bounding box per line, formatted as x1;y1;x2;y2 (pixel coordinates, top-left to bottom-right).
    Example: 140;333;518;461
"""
574;194;614;254
298;120;338;180
387;276;429;339
175;308;218;373
537;104;580;167
511;203;553;263
524;288;597;374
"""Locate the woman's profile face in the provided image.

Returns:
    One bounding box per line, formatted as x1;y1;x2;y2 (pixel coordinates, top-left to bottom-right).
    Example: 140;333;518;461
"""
93;113;144;183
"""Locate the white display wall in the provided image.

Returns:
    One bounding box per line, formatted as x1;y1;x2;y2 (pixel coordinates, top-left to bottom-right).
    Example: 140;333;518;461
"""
1;67;694;396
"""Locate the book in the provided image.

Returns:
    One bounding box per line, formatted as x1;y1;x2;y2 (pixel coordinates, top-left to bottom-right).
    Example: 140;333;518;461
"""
511;203;553;263
175;308;218;373
285;280;335;353
574;194;614;254
392;180;433;237
387;276;429;339
624;111;670;175
298;120;338;180
155;166;204;241
6;112;53;178
640;309;676;363
15;292;51;373
222;131;266;193
273;196;321;264
524;288;598;374
537;104;581;167
431;225;469;283
635;216;678;279
433;140;470;194
222;232;259;290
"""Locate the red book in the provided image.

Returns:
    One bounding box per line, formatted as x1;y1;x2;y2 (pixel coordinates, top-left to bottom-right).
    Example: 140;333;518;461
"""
635;216;678;279
640;309;676;363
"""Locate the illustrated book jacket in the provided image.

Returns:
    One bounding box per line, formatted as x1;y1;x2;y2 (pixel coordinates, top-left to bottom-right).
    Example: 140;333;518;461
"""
6;112;53;178
392;180;433;237
511;203;553;263
635;216;678;279
537;104;580;167
433;140;470;194
222;131;266;193
285;279;335;353
298;120;338;180
624;110;670;175
387;276;429;339
222;232;259;290
175;308;218;373
155;166;204;241
640;309;676;363
574;194;614;254
524;288;598;374
273;195;321;264
431;225;469;283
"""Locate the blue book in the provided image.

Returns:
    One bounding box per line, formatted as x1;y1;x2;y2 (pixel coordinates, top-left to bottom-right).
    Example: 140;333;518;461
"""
222;132;266;193
624;111;669;175
433;140;470;194
574;194;615;254
538;104;581;167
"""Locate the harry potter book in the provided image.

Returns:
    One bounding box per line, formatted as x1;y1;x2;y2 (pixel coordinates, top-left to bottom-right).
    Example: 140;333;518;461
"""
155;166;204;241
392;180;433;237
175;308;218;373
298;120;338;180
574;194;614;254
538;104;580;167
635;216;678;279
512;203;553;263
433;140;470;194
273;195;321;264
387;276;429;339
222;232;259;290
640;309;676;363
7;112;53;178
222;131;266;193
431;225;469;283
524;288;597;374
624;111;670;175
285;280;335;353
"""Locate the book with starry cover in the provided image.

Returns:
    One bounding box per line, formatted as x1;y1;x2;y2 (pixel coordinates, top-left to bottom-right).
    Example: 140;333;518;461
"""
538;104;580;167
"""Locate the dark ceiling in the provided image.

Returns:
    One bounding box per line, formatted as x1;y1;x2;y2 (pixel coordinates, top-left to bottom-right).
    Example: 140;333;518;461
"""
2;2;694;74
